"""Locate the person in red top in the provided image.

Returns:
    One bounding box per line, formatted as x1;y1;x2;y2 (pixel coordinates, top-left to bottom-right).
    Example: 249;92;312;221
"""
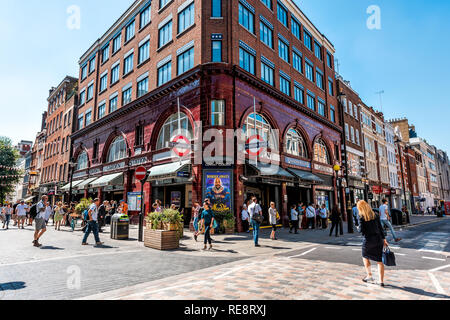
119;200;128;215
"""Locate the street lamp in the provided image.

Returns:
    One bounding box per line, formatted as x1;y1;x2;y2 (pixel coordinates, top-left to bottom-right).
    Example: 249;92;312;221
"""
68;160;77;204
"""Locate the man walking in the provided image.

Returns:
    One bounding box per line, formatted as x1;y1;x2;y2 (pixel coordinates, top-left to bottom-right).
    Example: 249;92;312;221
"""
33;196;48;247
379;199;402;242
97;201;108;233
352;204;359;227
82;198;103;246
305;203;316;229
15;200;29;229
248;197;263;247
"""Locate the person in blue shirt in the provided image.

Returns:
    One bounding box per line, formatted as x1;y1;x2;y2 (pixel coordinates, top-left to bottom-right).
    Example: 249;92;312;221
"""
352;204;359;227
379;199;402;242
200;202;215;251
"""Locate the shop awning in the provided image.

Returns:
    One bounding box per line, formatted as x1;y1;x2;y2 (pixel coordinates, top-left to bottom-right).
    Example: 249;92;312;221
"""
74;177;99;190
248;163;296;180
90;173;123;188
23;196;36;203
148;160;191;180
287;168;324;185
60;180;84;191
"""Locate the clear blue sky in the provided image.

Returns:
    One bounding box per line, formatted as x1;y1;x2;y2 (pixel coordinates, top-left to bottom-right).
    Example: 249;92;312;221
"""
0;0;449;153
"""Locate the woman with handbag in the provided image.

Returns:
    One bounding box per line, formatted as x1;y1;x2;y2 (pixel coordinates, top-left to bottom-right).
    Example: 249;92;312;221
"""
268;202;278;240
357;200;389;287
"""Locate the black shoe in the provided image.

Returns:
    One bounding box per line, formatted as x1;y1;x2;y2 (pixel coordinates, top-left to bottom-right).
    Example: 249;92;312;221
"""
255;244;261;247
194;234;198;242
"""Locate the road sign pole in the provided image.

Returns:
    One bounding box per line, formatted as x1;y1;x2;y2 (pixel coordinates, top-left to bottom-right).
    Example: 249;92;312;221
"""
138;178;146;242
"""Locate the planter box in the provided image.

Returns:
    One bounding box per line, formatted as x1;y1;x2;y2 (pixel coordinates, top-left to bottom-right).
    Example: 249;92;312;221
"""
144;229;179;250
163;222;178;231
224;227;234;234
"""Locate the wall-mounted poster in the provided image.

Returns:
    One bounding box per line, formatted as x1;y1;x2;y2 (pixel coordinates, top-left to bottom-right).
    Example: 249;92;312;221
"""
171;191;182;208
203;170;233;215
127;192;142;211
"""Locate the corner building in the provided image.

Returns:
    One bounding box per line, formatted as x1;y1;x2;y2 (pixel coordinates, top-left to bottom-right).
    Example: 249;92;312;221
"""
71;0;342;230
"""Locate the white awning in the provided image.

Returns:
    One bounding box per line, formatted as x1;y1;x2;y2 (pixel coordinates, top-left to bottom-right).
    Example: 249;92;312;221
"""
74;177;99;190
60;180;84;191
90;172;123;188
148;160;191;180
24;196;36;203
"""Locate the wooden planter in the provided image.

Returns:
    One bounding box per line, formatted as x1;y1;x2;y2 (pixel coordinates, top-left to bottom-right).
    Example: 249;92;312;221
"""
163;222;178;231
144;229;179;250
224;227;234;234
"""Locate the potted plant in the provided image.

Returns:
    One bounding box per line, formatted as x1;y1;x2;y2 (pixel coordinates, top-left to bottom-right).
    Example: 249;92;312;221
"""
143;209;183;250
222;212;235;234
162;209;183;231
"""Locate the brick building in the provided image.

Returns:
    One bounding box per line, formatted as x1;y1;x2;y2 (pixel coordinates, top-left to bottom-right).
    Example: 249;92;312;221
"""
69;0;343;229
40;76;78;203
336;77;365;205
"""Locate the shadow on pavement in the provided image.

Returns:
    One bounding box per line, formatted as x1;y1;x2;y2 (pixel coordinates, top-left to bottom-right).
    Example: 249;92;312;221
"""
386;284;450;299
0;282;27;291
40;246;64;250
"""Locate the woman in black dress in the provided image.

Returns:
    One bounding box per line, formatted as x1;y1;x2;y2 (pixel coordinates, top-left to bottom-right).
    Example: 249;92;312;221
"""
357;200;389;287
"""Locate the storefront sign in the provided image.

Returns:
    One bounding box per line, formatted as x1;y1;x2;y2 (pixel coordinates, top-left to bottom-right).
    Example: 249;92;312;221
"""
372;186;383;194
73;171;87;179
177;171;190;178
89;168;102;175
129;157;148;167
284;157;311;169
127;192;142;211
171;191;182;208
314;164;334;174
103;162;125;172
203;170;233;216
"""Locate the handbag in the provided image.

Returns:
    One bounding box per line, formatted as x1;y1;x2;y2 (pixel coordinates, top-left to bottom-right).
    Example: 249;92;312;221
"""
382;246;396;266
252;213;263;224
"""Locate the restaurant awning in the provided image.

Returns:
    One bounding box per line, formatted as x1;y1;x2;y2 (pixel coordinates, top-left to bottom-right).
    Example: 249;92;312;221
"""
74;177;99;190
60;180;84;191
147;160;191;180
248;163;296;180
287;168;324;185
90;173;123;188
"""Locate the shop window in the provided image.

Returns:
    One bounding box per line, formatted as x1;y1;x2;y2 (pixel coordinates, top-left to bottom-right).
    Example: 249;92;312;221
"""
313;139;330;164
243;112;278;150
76;152;88;170
285;129;308;158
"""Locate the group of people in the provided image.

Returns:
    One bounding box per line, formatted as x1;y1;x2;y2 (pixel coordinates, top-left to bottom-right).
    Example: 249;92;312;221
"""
1;196;129;248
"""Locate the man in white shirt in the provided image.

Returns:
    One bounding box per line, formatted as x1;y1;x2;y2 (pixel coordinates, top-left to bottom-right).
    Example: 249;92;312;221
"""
241;204;250;233
15;200;29;229
379;199;401;242
289;205;299;234
82;198;103;246
33;196;48;247
248;197;262;247
305;203;316;229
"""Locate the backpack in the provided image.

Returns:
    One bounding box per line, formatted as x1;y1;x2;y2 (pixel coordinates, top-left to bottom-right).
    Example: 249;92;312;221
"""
29;204;37;218
83;209;89;221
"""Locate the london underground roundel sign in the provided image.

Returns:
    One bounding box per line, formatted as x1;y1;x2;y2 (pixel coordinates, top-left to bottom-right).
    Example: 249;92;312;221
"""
171;135;191;157
245;135;266;157
135;166;147;181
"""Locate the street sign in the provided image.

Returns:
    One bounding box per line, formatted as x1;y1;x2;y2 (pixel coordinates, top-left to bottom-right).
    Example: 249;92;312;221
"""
170;135;191;157
177;171;190;178
135;166;147;181
245;135;268;156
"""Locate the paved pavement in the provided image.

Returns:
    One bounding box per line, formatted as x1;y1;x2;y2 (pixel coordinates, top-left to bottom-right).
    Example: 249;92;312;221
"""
1;215;448;300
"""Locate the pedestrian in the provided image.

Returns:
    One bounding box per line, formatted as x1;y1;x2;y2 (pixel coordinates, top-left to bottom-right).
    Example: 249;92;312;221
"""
53;202;64;231
119;200;129;215
268;202;279;240
305;203;316;229
98;201;108;233
33;196;48;247
241;204;250;233
82;198;103;246
379;199;402;242
154;199;162;213
352;204;360;227
15;200;29;229
200;201;215;251
44;201;53;226
192;201;201;242
297;202;305;229
289;204;299;234
329;207;342;237
2;204;13;229
319;204;328;229
12;200;20;226
315;204;322;229
248;197;263;247
0;203;4;226
358;200;389;287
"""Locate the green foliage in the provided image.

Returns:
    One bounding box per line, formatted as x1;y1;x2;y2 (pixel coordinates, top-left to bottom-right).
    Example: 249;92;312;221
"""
146;208;184;230
0;137;21;202
75;198;92;214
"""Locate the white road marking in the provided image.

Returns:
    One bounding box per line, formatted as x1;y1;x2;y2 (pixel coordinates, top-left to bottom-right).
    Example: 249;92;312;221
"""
429;264;450;272
0;249;144;267
419;249;443;254
395;253;406;256
347;243;361;246
389;246;400;249
352;249;360;251
325;247;342;250
428;272;446;295
422;257;446;262
288;247;317;258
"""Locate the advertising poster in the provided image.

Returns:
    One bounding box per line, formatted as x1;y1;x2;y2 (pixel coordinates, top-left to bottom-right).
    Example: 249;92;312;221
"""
127;192;142;211
171;191;182;208
203;170;233;215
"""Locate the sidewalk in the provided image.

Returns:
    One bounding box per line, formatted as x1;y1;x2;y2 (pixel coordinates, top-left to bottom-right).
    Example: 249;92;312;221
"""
394;214;445;230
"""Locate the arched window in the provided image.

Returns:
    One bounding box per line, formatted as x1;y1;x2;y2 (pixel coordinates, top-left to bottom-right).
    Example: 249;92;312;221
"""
285;129;308;158
156;112;193;150
76;152;88;170
242;113;278;150
313;139;330;164
106;136;127;163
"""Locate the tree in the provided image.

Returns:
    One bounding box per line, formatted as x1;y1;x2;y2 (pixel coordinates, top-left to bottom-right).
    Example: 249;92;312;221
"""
0;137;21;203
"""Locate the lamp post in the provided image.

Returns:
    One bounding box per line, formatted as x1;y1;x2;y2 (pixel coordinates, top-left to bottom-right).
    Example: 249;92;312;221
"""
394;137;409;220
68;160;77;204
